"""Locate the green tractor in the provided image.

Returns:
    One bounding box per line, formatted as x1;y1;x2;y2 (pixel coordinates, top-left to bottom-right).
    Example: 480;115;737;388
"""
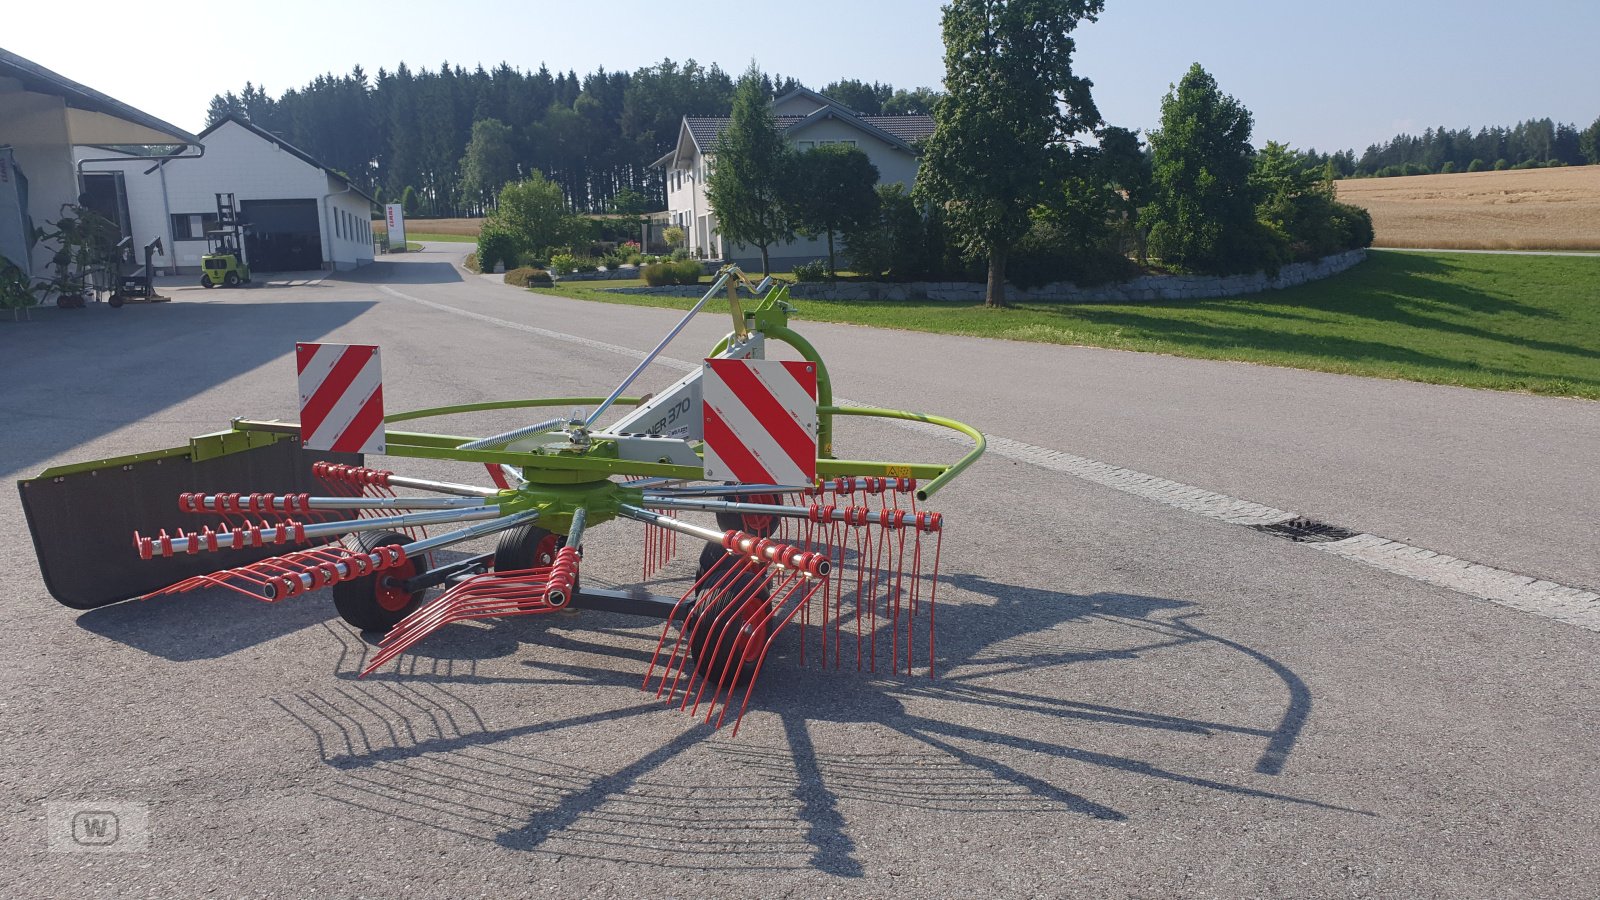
198;192;251;289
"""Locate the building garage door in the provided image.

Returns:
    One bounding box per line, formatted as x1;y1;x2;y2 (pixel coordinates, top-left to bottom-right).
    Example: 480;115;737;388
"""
241;199;321;272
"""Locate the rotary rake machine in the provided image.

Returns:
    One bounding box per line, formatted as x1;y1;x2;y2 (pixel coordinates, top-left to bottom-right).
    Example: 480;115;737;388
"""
19;267;985;733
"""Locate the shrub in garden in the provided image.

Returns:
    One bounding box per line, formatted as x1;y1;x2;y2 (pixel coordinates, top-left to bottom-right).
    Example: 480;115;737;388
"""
504;267;553;287
642;262;672;286
670;259;702;284
792;259;829;282
549;252;579;273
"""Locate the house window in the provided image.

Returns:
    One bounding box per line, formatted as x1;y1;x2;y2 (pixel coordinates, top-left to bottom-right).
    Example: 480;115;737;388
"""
796;141;814;151
171;213;218;241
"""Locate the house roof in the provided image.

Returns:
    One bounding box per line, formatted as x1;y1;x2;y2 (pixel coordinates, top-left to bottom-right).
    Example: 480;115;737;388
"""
199;114;377;205
673;110;933;162
0;47;200;147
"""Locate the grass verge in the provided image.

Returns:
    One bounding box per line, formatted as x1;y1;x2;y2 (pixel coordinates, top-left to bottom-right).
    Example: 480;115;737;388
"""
531;251;1600;399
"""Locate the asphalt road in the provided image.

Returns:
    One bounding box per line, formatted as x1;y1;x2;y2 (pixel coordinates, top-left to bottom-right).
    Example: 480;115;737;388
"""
2;244;1596;897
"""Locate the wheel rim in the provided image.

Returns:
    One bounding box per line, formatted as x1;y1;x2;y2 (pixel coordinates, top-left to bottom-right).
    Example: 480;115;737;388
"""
741;493;781;537
534;533;560;567
374;555;420;611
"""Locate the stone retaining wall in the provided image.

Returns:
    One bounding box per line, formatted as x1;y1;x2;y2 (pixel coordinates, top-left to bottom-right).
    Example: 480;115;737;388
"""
603;249;1368;301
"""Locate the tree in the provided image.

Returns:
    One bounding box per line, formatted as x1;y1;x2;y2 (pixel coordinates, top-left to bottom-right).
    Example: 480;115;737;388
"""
881;87;944;116
1145;64;1260;274
844;184;926;278
822;79;892;115
458;118;518;214
1098;125;1152;261
705;65;794;275
1581;116;1600;166
914;0;1104;306
488;172;586;262
788;145;880;276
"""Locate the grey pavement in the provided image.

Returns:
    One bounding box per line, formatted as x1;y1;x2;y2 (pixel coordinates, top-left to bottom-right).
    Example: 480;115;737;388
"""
1;242;1596;897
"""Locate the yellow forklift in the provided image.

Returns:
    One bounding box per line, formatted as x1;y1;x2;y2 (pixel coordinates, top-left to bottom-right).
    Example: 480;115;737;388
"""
199;193;251;288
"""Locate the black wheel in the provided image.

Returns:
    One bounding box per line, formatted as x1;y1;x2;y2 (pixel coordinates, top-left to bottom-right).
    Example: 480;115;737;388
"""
108;293;125;308
332;531;429;631
200;277;214;288
686;543;772;685
714;490;783;538
494;524;561;571
224;271;241;287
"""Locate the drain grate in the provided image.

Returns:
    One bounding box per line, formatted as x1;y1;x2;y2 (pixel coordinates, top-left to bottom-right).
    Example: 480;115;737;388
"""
1251;516;1361;544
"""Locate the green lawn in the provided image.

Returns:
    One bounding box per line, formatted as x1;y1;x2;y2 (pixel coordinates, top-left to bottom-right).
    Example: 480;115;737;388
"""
530;251;1600;399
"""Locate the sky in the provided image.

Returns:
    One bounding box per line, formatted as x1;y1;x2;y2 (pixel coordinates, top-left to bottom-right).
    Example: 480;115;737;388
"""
8;0;1599;153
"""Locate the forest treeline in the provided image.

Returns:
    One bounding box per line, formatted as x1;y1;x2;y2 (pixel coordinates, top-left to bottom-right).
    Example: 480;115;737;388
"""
1308;117;1600;177
204;61;940;216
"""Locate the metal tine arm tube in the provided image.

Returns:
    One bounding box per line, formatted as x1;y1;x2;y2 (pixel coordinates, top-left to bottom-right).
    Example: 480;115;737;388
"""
641;497;812;518
641;484;794;498
312;463;499;498
586;270;731;427
641;496;942;530
181;493;488;513
617;504;830;577
385;474;501;498
457;416;568;451
267;510;540;600
137;506;503;558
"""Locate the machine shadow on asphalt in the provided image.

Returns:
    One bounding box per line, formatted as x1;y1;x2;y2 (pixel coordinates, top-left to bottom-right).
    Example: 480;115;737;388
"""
1;300;375;482
263;573;1363;877
337;259;465;286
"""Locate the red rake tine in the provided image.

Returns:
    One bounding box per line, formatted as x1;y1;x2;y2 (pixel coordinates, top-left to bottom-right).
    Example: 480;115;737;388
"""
705;569;800;728
691;575;785;721
642;559;731;694
666;561;756;706
726;576;825;736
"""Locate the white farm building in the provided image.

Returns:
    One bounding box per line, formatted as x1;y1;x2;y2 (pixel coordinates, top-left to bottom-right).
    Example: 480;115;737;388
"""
77;114;375;274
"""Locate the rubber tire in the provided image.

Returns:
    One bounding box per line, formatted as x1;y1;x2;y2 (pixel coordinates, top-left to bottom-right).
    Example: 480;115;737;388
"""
686;543;771;686
494;524;561;572
108;293;125;308
200;277;214;288
224;271;241;287
332;531;428;632
714;491;783;539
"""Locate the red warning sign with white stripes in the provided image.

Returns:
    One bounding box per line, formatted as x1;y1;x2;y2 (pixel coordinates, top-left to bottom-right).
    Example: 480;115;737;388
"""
296;343;385;454
702;358;818;487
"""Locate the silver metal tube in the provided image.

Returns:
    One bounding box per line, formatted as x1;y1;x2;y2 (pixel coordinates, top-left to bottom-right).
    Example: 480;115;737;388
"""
617;504;829;576
642;484;792;498
617;503;727;544
186;495;486;513
457;417;567;451
148;506;502;556
585;270;731;427
398;510;540;556
385;474;501;498
263;510;541;599
641;497;811;519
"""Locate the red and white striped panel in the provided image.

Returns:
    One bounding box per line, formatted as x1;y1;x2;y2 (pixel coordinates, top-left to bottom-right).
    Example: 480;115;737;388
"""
701;359;818;487
296;343;385;454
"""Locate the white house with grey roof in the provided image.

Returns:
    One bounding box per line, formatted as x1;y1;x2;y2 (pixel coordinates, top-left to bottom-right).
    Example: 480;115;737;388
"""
653;87;934;270
77;115;375;274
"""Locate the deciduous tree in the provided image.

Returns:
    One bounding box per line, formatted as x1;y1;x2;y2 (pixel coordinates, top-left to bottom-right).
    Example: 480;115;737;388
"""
459;118;518;214
705;66;794;275
1145;64;1260;274
914;0;1104;306
789;145;880;277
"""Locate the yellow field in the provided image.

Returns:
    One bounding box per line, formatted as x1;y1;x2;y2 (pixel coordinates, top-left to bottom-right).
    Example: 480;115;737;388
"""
1336;166;1600;251
371;217;483;236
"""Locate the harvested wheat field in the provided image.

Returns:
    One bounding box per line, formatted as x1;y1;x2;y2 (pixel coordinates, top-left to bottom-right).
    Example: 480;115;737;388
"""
371;217;483;236
1336;166;1600;251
